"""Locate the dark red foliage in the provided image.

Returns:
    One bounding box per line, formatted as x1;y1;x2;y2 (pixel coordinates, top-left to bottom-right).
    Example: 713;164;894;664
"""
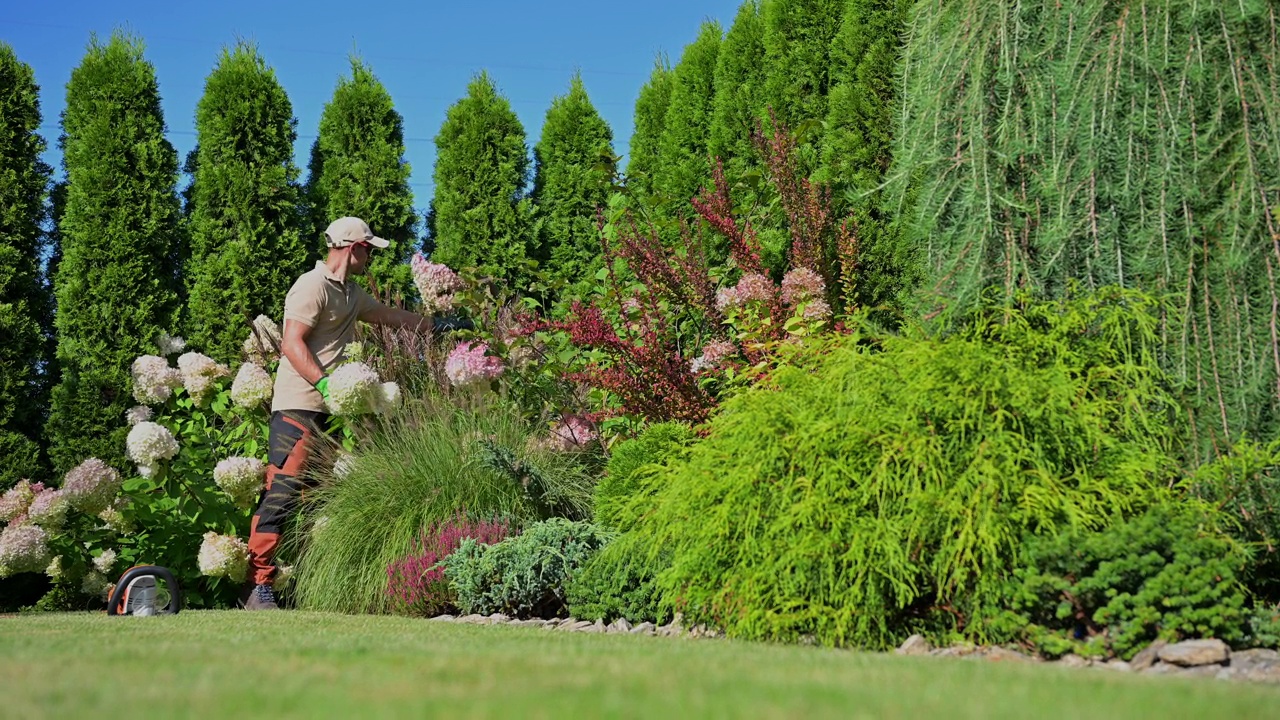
385;513;512;616
751;109;837;283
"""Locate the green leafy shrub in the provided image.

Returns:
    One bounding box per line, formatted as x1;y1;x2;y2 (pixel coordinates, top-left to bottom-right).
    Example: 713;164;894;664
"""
1187;440;1280;602
595;422;695;530
292;395;596;615
442;518;611;618
1004;505;1249;660
619;288;1184;649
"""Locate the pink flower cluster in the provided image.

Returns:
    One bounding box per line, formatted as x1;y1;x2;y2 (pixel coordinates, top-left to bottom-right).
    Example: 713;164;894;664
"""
781;268;825;306
0;522;51;578
445;342;505;388
411;253;465;314
386;512;511;616
715;273;776;312
690;339;739;374
61;458;122;515
0;480;38;523
533;415;598;453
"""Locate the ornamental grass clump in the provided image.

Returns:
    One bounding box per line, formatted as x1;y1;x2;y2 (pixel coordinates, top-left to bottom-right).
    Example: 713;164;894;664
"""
621;288;1187;649
291;392;596;614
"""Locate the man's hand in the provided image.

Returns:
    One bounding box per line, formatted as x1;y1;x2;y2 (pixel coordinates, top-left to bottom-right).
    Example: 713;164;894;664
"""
434;316;474;333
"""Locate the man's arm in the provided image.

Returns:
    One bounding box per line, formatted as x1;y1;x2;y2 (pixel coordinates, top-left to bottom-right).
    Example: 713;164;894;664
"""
362;305;434;333
281;319;325;386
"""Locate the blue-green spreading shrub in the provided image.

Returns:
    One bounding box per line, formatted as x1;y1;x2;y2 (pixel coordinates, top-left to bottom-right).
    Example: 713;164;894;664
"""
442;518;611;618
615;288;1192;649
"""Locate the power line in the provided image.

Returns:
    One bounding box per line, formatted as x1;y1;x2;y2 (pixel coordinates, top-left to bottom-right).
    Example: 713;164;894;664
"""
0;19;650;78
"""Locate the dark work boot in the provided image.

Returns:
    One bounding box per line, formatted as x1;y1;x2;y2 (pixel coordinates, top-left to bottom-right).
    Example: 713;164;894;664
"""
243;583;279;611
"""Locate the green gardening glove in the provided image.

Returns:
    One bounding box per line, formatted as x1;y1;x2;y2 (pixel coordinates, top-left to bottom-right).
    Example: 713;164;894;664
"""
314;376;331;401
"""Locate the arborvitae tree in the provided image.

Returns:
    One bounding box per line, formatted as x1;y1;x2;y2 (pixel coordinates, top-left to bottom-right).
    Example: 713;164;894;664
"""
531;74;616;291
762;0;845;129
818;0;910;311
624;57;673;198
46;32;183;472
0;44;53;486
709;1;767;186
655;21;722;208
185;42;307;363
306;58;417;294
891;0;1280;458
429;72;532;284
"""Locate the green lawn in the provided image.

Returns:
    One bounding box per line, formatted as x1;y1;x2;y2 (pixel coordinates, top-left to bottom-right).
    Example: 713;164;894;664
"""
2;612;1277;719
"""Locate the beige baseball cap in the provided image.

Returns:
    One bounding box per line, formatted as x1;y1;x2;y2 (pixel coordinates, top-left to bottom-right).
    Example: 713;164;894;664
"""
324;217;390;249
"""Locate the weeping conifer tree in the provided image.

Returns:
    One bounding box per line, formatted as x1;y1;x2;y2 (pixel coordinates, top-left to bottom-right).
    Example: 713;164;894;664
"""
428;72;532;285
655;21;722;211
625;57;674;198
47;32;183;472
306;58;417;295
890;0;1280;456
0;44;53;486
185;42;307;363
531;74;616;291
761;0;845;129
708;1;766;188
818;0;912;313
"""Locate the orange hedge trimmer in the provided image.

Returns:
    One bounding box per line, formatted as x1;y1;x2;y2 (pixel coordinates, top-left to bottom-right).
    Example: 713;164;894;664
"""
107;566;181;616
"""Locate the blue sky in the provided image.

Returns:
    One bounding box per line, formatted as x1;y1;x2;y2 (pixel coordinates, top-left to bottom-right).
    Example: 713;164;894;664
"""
2;0;741;216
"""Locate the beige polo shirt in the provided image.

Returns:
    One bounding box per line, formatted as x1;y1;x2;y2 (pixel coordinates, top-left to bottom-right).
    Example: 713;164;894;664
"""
272;261;384;413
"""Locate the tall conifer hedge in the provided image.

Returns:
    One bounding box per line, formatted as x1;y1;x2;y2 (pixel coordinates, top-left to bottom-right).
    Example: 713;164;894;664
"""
429;72;533;285
709;2;767;189
306;58;417;294
531;75;615;290
46;32;183;472
656;22;723;210
891;0;1280;455
625;58;674;198
185;43;307;362
0;44;53;486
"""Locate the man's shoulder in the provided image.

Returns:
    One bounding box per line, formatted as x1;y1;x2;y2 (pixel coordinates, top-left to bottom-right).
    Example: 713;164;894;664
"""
288;264;329;294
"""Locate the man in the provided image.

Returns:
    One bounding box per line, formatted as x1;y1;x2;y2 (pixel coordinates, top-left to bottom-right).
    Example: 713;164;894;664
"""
244;216;431;610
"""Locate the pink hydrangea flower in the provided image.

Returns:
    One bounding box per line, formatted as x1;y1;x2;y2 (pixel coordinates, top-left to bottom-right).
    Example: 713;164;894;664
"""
411;253;465;314
716;273;776;311
690;339;738;374
445;342;505;388
61;458;122;515
781;268;825;306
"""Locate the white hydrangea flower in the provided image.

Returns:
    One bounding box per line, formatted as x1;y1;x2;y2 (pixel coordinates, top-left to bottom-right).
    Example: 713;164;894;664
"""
326;362;382;415
98;499;133;534
342;341;366;364
274;564;295;588
127;421;180;474
213;457;267;509
243;315;282;364
332;453;357;481
45;555;64;582
0;479;36;523
125;405;153;426
177;352;230;405
93;549;118;574
230;362;274;409
131;355;183;405
376;382;401;414
198;532;248;582
156;331;187;356
81;570;111;599
0;523;51;578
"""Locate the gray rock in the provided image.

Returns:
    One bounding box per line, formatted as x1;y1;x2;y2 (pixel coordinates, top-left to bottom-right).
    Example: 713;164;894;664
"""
630;622;657;635
1181;665;1223;679
1229;649;1280;683
896;634;933;656
571;620;595;632
931;643;978;658
429;615;455;622
457;614;486;625
486;613;510;625
1230;648;1280;670
1144;661;1183;675
1158;639;1230;667
1103;660;1132;673
1129;640;1167;672
981;647;1034;663
1057;654;1091;668
608;618;633;633
584;620;606;634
